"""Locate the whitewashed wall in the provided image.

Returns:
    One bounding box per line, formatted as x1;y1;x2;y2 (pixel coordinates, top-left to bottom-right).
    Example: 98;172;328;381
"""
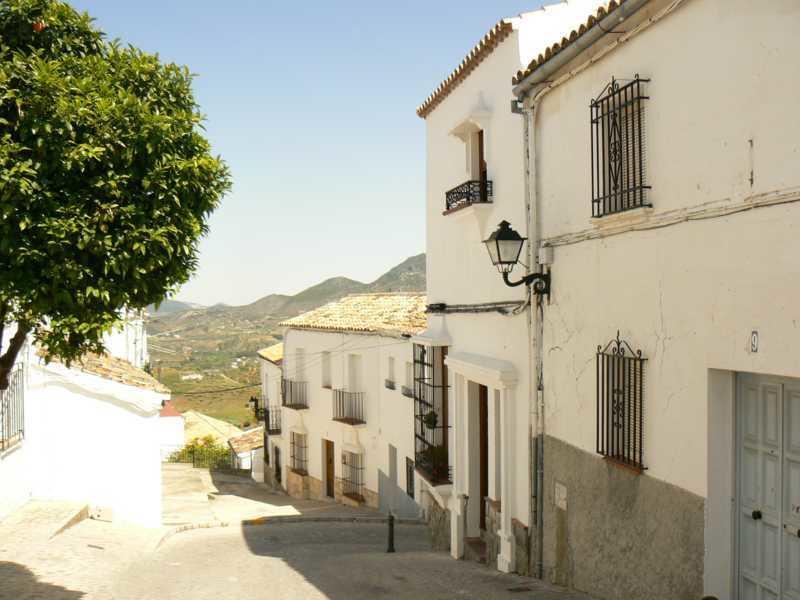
25;361;165;527
534;0;800;499
281;328;417;510
158;415;184;460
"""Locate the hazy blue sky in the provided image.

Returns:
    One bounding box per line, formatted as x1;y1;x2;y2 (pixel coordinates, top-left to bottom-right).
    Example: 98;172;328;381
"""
68;1;542;306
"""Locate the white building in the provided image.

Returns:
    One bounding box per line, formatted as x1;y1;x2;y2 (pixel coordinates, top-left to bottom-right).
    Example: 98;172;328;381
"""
507;1;800;598
414;1;598;574
158;400;185;460
257;342;284;488
228;426;264;482
0;316;167;527
274;293;425;517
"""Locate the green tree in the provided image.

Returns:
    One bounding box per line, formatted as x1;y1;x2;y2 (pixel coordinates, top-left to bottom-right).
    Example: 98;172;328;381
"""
0;0;231;388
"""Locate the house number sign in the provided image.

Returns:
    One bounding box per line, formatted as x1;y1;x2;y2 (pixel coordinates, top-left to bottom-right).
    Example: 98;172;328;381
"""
750;330;759;354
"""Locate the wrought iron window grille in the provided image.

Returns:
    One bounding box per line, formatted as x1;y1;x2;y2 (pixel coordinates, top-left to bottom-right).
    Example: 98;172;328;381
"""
340;451;365;502
590;75;651;218
596;331;646;471
413;344;451;485
290;432;308;475
282;378;309;410
0;365;24;451
445;179;493;212
332;389;365;425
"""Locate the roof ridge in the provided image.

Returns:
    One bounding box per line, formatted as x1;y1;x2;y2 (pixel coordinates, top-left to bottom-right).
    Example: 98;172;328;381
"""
417;18;516;118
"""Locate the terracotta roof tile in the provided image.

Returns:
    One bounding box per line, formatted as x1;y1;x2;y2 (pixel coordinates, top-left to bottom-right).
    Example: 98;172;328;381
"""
256;342;283;365
280;293;426;337
417;20;515;119
228;426;264;454
513;0;630;85
43;351;170;393
159;400;182;418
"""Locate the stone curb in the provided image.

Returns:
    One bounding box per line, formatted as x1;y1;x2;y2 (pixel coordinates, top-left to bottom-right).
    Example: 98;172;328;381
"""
152;515;425;550
49;504;90;540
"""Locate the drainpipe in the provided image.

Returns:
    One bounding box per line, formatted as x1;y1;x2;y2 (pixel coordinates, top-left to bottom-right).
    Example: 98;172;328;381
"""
523;99;546;581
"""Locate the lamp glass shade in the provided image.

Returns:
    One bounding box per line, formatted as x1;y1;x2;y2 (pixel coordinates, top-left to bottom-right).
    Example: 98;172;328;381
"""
483;220;526;274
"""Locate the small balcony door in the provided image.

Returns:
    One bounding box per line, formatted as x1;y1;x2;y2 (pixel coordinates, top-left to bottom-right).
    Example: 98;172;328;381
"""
324;439;335;498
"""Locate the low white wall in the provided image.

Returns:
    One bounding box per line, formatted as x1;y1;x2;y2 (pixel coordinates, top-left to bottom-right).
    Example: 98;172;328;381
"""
26;364;163;527
158;416;185;460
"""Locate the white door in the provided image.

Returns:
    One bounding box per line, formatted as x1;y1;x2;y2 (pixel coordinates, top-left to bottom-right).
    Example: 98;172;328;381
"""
737;374;800;600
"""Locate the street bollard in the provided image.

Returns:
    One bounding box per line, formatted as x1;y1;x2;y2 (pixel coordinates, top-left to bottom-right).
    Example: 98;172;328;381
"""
387;513;395;553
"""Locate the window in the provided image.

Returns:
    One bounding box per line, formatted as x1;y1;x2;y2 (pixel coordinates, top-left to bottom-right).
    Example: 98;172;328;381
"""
406;458;415;499
0;365;24;451
321;351;331;389
401;362;413;397
414;344;451;484
445;126;492;212
290;432;308;474
340;451;364;501
590;75;650;217
596;332;646;471
385;356;395;389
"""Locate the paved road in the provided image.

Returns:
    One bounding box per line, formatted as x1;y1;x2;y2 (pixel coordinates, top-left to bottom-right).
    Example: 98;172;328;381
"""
113;522;595;600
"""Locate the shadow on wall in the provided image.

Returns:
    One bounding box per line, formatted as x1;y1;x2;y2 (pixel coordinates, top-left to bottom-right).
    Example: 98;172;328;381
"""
0;562;85;599
377;470;421;519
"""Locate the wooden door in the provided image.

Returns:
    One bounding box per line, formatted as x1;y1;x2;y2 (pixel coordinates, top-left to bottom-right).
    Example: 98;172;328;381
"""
479;384;489;531
274;446;281;484
324;439;335;498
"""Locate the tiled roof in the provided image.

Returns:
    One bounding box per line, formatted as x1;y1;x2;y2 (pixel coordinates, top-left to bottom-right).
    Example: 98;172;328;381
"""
513;0;630;85
183;410;242;444
228;426;264;454
159;400;182;418
417;20;515;119
257;342;283;365
46;351;170;393
280;293;427;337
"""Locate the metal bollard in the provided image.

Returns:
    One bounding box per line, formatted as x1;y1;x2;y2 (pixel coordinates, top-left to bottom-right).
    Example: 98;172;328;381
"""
387;513;396;553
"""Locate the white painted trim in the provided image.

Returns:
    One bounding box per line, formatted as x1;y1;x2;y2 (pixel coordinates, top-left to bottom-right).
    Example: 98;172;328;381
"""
343;441;364;455
289;423;307;436
445;352;518;389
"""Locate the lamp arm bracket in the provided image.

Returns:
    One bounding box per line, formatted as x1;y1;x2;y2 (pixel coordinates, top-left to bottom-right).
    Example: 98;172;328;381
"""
502;270;551;296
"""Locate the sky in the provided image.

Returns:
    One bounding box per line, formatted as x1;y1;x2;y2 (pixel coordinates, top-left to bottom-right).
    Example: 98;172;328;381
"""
68;0;544;306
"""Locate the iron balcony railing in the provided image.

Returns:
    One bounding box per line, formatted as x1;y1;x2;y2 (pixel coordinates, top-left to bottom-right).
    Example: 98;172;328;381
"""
332;389;365;425
282;378;309;410
265;405;281;435
445;179;493;212
0;365;24;452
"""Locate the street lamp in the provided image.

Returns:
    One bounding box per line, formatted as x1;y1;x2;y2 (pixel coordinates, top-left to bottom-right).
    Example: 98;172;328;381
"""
483;220;550;295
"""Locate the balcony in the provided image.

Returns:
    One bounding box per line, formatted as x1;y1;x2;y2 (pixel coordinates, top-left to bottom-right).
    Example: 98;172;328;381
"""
444;179;492;213
332;389;365;426
281;379;309;410
265;405;282;435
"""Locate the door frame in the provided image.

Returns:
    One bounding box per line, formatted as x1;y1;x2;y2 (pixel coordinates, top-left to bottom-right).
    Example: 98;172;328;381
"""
324;439;335;498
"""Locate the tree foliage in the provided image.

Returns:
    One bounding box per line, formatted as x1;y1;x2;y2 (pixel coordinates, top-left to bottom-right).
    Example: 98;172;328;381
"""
0;0;231;387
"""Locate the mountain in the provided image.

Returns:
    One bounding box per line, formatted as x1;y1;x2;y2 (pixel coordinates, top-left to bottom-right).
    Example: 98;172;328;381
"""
368;253;426;292
147;299;206;315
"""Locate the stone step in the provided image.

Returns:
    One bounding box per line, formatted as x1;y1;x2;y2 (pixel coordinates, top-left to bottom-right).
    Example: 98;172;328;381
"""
464;536;487;564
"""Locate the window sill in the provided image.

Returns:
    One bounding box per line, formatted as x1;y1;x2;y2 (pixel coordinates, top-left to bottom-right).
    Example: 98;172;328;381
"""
592;205;653;230
602;455;645;475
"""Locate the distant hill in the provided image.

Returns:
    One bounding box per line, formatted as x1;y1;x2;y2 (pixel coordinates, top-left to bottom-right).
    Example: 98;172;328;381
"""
158;252;426;322
147;299;206;315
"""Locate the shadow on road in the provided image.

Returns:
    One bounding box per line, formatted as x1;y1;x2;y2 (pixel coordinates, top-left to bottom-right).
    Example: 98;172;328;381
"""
0;561;85;599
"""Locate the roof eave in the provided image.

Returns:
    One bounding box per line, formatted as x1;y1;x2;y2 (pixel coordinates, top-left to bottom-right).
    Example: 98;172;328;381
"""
512;0;652;99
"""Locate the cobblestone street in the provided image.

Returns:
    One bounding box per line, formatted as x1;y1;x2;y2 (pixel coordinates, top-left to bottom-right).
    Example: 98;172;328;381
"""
1;510;595;599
